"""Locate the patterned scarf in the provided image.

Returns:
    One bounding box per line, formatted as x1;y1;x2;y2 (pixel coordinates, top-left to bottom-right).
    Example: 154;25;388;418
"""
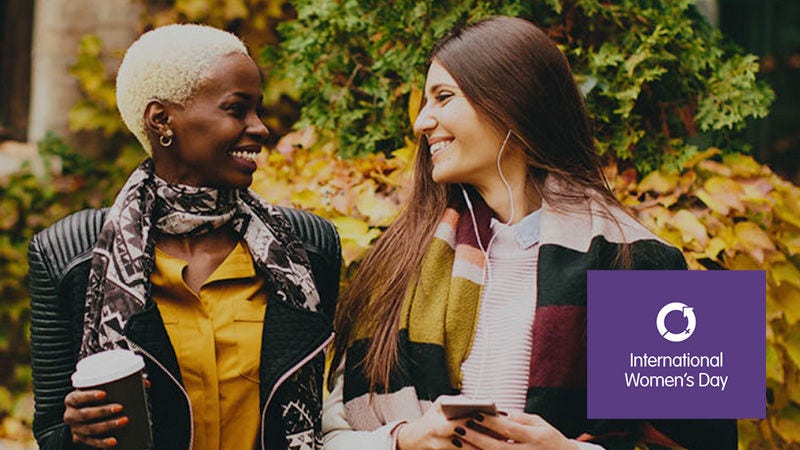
80;158;320;356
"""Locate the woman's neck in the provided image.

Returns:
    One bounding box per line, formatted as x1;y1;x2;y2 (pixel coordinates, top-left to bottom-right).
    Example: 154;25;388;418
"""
154;226;239;293
474;178;541;224
155;225;237;259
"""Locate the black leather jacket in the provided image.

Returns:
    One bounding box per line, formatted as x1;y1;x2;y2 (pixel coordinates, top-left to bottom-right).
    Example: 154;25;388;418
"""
28;207;341;450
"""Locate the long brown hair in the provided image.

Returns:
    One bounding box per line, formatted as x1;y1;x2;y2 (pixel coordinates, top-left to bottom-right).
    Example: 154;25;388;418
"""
331;16;625;391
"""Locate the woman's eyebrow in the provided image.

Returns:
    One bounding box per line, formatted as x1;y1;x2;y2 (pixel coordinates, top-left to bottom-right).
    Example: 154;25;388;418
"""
226;91;264;104
229;91;254;100
426;83;458;95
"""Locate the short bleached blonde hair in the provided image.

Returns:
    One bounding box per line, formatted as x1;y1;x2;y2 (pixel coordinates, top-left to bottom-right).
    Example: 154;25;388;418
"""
116;24;249;154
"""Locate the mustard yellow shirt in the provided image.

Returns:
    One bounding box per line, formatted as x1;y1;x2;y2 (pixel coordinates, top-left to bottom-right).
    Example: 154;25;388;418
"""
151;242;266;450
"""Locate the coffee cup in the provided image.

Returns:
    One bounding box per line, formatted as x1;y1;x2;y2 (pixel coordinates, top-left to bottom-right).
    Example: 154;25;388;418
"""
72;349;153;450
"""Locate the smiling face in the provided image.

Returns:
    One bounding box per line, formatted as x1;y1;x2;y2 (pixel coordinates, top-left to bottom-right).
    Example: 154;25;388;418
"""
152;52;269;189
413;60;508;187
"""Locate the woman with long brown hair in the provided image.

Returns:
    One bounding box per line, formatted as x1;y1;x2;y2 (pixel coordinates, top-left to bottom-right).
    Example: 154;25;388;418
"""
322;16;736;450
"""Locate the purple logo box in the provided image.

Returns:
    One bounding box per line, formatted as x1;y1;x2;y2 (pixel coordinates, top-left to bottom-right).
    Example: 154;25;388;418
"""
587;270;765;419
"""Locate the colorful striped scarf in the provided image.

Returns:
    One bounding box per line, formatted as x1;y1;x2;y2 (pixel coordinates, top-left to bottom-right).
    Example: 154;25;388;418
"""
342;187;735;449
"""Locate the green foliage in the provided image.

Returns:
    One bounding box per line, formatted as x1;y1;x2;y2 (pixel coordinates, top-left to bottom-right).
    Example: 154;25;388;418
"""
69;35;127;138
0;134;133;433
273;0;774;171
565;0;774;172
272;0;532;157
68;0;301;147
695;54;774;132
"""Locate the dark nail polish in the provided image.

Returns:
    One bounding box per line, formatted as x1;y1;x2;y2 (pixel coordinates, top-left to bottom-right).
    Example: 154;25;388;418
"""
466;419;477;429
473;412;484;421
451;437;463;448
498;410;509;416
454;426;466;436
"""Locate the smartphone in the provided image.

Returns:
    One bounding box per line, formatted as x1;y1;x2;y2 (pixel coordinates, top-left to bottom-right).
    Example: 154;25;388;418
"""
439;397;497;420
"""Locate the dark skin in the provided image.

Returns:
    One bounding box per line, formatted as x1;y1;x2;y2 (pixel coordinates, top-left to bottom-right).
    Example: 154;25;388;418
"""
153;227;239;293
63;52;269;448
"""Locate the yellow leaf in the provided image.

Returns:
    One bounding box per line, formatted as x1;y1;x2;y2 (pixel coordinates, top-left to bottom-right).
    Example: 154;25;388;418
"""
175;0;210;19
774;190;800;229
290;189;322;209
354;157;379;176
696;159;732;177
267;151;289;166
774;405;800;442
716;226;737;253
694;189;728;215
251;177;292;205
655;192;680;208
734;222;775;264
340;240;369;268
636;205;671;224
677;170;697;192
276;127;318;157
638;171;679;194
735;222;774;248
300;157;333;181
784;323;800;370
151;10;180;27
331;217;381;248
355;184;400;227
391;137;416;165
701;176;745;215
742;196;775;215
779;231;800;256
771;262;800;288
722;153;765;178
620;195;641;208
408;86;422;126
330;190;357;215
78;34;103;56
703;237;727;260
639;206;683;247
728;252;761;270
224;0;248;20
767;340;784;384
682;253;703;270
681;147;721;170
263;0;285;18
671;210;708;246
657;228;684;249
736;420;762;450
68;102;102;132
739;177;774;199
770;283;800;325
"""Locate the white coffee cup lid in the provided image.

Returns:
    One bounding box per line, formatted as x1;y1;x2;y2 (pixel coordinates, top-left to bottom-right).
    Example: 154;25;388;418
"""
71;349;145;388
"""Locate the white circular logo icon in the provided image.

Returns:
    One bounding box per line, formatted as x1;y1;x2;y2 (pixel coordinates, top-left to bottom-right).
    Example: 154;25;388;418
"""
656;302;696;342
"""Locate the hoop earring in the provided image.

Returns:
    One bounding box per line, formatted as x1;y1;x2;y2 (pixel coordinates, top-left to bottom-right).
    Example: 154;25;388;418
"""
159;129;174;148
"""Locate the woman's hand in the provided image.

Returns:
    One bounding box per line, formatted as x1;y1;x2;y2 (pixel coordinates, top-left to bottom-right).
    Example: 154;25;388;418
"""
63;389;127;448
457;412;579;450
397;396;479;450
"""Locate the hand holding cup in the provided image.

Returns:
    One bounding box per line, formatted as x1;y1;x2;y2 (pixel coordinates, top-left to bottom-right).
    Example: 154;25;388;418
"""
64;388;127;448
68;349;153;449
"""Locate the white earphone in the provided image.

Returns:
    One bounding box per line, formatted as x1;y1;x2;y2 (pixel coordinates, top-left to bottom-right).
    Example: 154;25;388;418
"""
459;129;516;399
